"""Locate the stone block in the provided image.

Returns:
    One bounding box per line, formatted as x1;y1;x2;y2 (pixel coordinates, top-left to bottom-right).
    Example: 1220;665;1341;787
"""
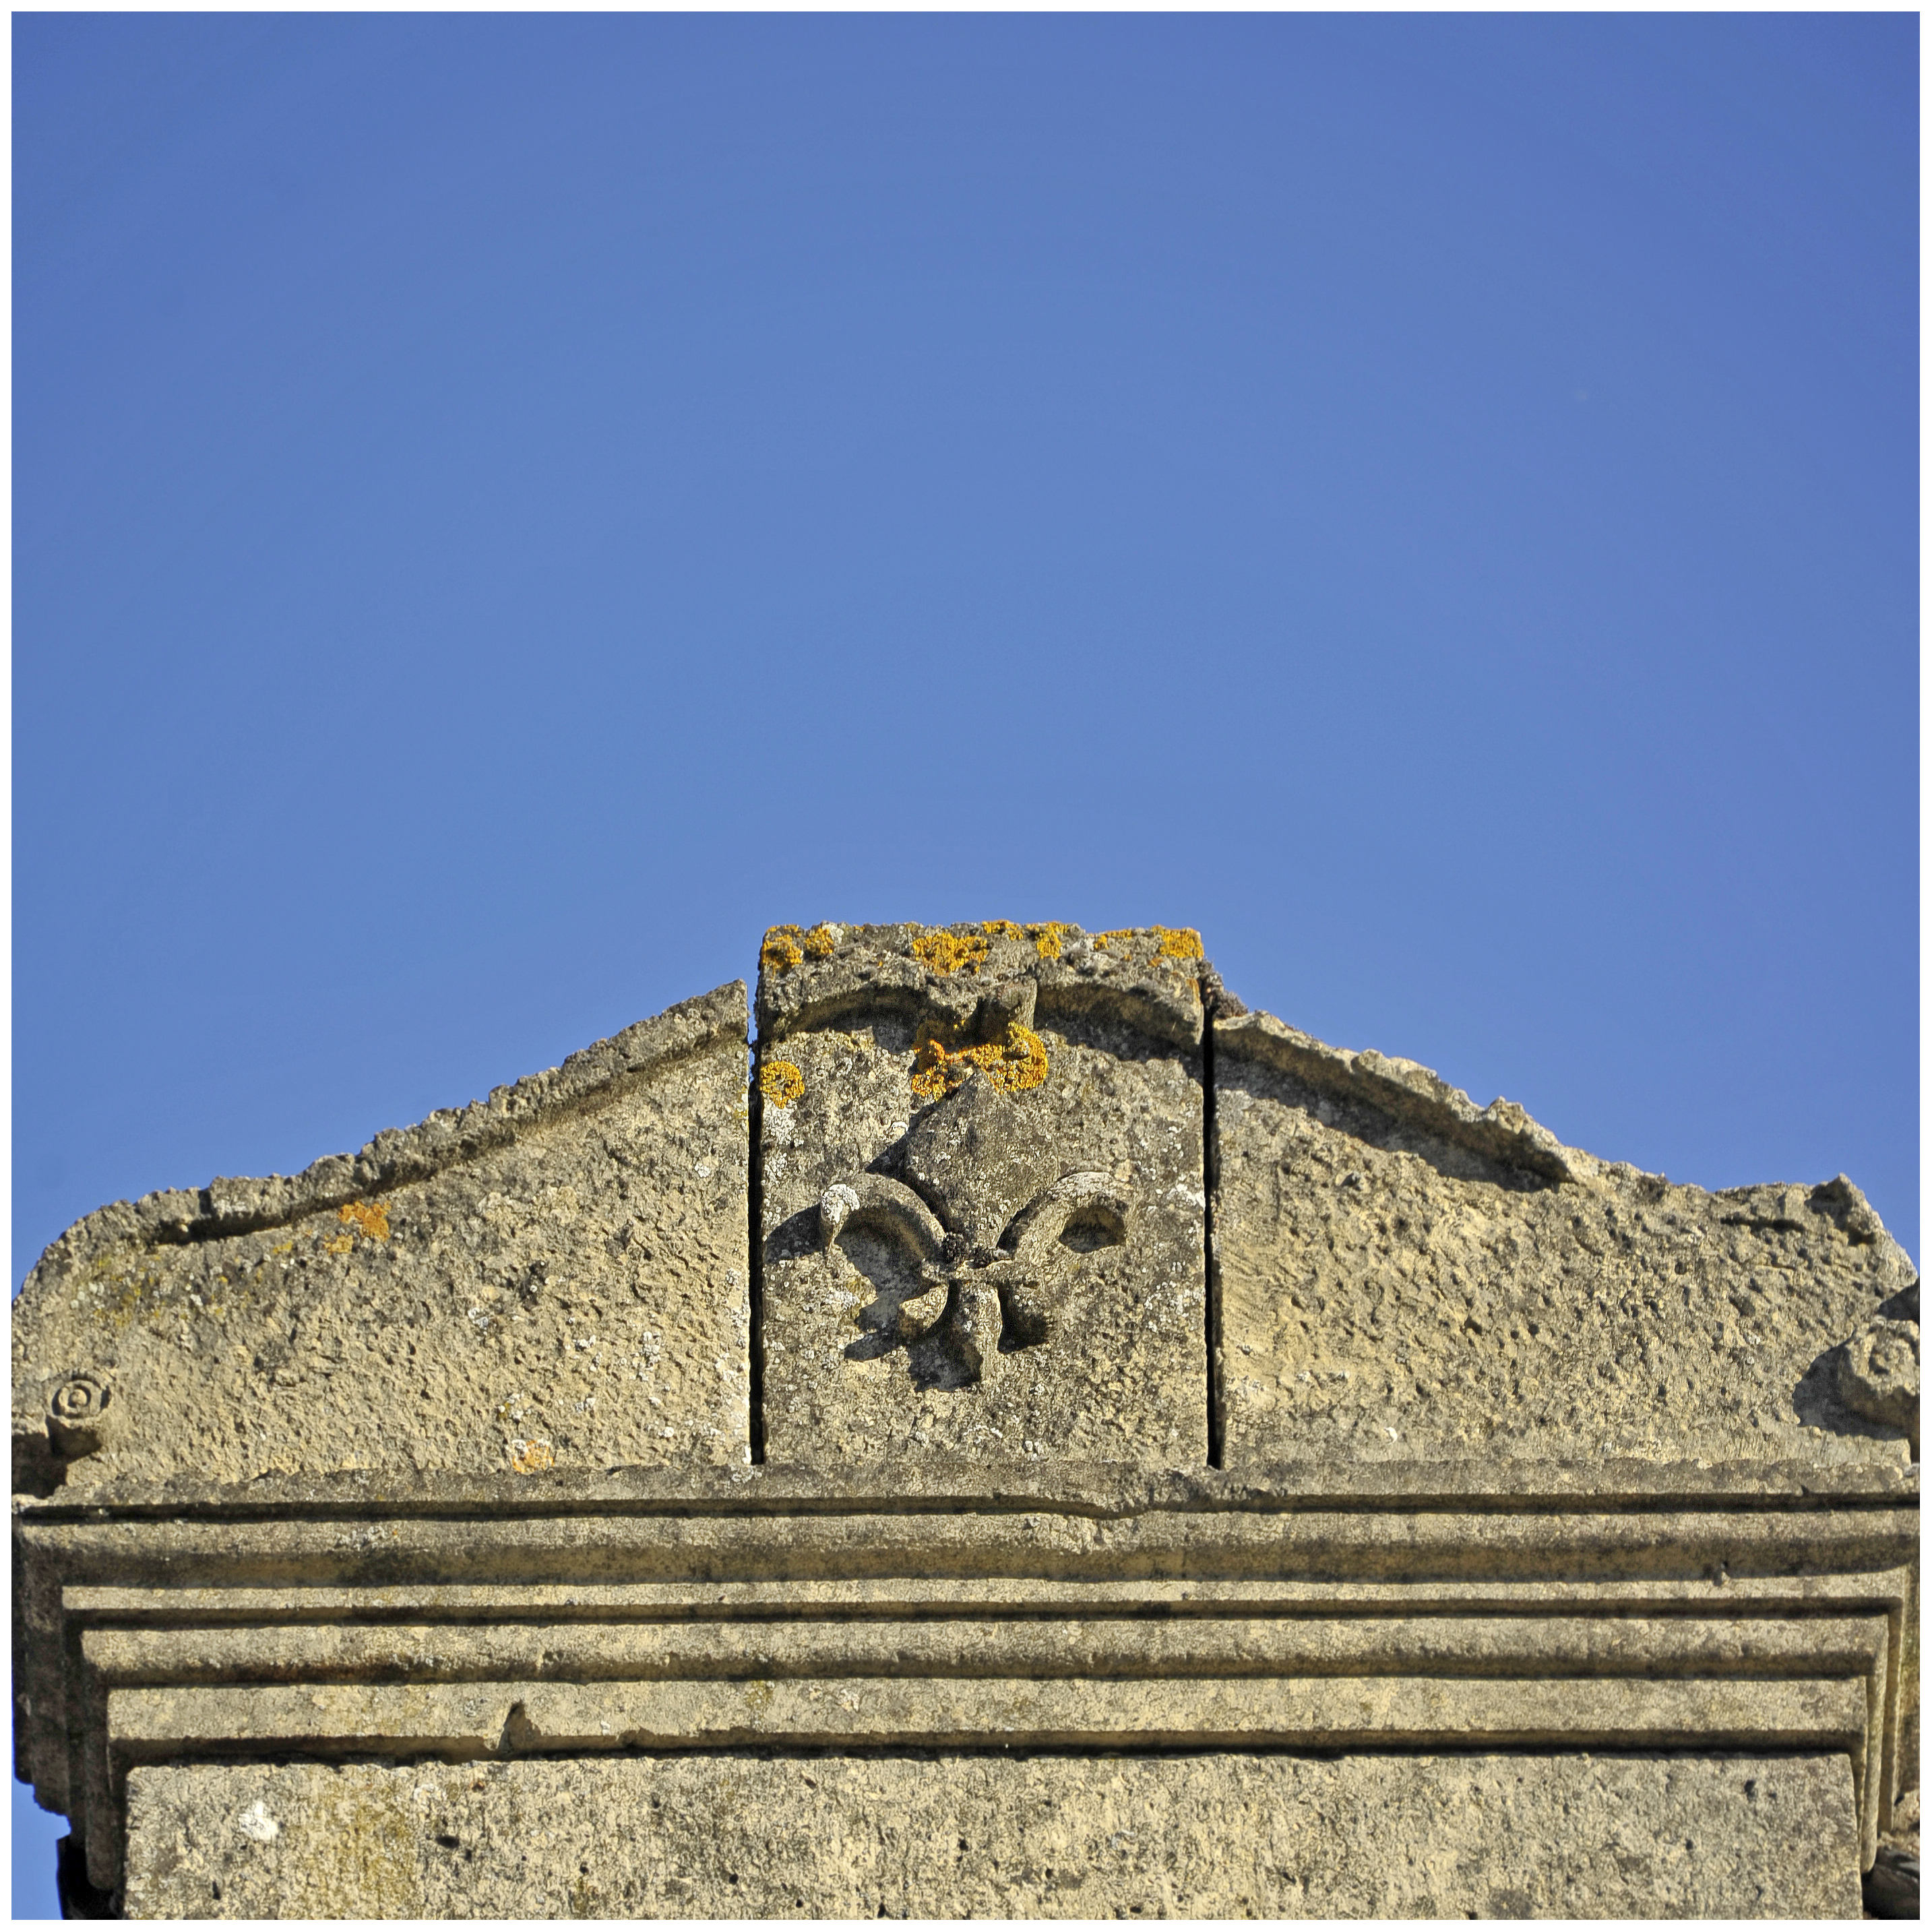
756;921;1208;1469
9;983;753;1498
122;1751;1864;1919
1212;1007;1919;1469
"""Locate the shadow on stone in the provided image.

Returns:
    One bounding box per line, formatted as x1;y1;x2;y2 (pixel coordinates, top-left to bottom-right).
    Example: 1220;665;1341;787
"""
57;1834;118;1920
1863;1847;1919;1919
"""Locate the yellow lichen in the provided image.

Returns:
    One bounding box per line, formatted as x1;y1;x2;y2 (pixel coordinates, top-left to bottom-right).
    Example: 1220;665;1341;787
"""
339;1200;390;1241
803;923;839;959
323;1233;354;1257
1154;925;1204;961
761;926;804;973
979;920;1025;941
1093;929;1137;952
759;1059;805;1107
910;929;989;976
1028;921;1078;960
910;1021;1049;1100
509;1437;555;1474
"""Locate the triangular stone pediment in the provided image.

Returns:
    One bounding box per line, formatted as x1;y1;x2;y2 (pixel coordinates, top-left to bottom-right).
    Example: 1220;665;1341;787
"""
10;921;1919;1917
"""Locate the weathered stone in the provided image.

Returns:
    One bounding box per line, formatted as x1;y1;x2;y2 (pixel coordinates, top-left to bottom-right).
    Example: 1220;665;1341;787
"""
756;921;1208;1469
10;984;752;1499
9;926;1919;1917
121;1751;1863;1919
1867;1846;1921;1919
753;917;1206;1049
22;1470;1912;1899
1841;1315;1922;1452
1212;1006;1918;1468
1869;1779;1922;1914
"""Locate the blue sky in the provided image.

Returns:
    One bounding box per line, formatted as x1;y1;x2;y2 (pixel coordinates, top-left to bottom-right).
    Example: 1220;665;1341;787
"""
11;15;1917;1910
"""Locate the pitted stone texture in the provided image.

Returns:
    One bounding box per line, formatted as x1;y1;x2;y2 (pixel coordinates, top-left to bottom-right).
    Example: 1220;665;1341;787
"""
758;922;1207;1469
122;1750;1862;1919
756;918;1206;1050
11;987;751;1495
1214;1009;1919;1468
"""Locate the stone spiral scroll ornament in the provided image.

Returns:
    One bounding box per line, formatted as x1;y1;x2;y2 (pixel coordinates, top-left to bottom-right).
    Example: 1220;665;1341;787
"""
46;1371;114;1459
1837;1316;1920;1452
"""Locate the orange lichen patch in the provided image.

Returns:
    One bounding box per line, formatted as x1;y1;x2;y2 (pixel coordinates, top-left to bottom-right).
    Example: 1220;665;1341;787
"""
803;923;839;960
322;1233;354;1257
1028;922;1078;960
910;1021;1049;1100
1154;926;1204;961
1092;929;1138;952
338;1200;390;1241
911;929;989;976
759;1059;805;1108
979;920;1025;941
761;926;805;973
509;1438;555;1474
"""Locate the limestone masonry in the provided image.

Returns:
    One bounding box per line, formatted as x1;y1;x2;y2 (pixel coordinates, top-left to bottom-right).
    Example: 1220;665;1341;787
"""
12;921;1919;1919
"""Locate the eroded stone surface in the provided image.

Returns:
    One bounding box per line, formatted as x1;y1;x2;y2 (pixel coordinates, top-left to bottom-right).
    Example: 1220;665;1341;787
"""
122;1751;1864;1919
10;986;752;1494
757;921;1207;1468
11;926;1921;1919
1214;1008;1919;1467
755;917;1207;1049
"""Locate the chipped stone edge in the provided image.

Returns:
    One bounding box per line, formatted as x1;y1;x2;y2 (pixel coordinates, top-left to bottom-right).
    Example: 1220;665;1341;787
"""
18;982;750;1298
1214;1007;1579;1183
756;923;1205;1050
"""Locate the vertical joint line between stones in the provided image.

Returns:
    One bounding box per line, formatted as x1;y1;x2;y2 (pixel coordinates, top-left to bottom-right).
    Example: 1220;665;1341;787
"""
1203;993;1224;1470
747;1028;768;1466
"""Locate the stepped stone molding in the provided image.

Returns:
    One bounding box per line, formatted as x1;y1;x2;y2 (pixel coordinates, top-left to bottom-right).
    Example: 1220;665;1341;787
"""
18;1481;1918;1899
11;921;1919;1918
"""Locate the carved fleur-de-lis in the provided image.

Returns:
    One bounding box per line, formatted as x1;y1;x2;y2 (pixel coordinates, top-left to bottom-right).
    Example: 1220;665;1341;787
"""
819;1169;1131;1385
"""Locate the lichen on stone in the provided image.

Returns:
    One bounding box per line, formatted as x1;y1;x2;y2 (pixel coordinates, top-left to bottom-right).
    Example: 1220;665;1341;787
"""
761;927;805;973
911;929;989;976
909;1022;1049;1100
759;1059;805;1108
338;1201;389;1241
979;921;1025;941
803;923;840;960
1028;922;1077;960
1154;926;1204;961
